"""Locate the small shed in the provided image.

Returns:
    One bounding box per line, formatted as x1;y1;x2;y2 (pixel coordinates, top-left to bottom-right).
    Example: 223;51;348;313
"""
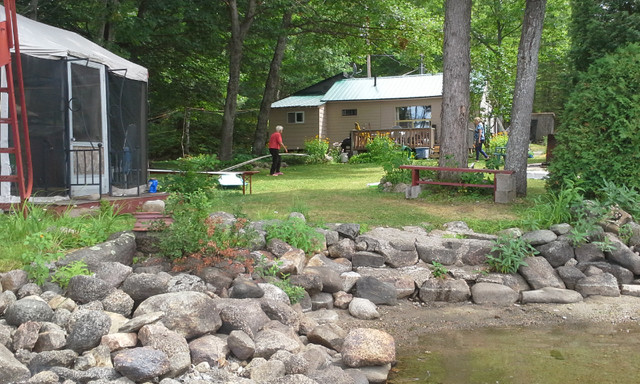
0;7;148;204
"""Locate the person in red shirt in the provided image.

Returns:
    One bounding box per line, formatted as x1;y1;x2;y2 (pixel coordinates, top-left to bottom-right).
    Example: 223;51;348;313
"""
269;125;287;176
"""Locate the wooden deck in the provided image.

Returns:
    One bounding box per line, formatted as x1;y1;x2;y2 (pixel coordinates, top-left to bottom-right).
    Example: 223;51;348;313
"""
350;127;435;152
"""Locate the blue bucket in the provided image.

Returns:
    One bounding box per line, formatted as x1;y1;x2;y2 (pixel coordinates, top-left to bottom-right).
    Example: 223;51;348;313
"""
148;178;158;193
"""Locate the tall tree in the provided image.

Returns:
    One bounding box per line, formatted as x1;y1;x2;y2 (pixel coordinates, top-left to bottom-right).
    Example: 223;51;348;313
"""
505;0;546;196
440;0;472;172
252;9;294;156
219;0;259;161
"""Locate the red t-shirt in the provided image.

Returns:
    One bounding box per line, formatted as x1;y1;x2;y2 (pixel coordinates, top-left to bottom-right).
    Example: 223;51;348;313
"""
269;132;283;149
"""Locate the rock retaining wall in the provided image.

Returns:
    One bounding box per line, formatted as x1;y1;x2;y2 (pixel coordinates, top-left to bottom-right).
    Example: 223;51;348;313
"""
1;206;640;384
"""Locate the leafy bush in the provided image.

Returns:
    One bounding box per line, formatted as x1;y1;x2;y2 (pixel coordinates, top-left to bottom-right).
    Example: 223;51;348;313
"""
162;156;219;195
51;261;92;289
255;257;306;304
349;136;412;185
265;217;324;254
431;261;449;279
486;235;536;274
304;137;330;164
488;131;509;155
547;43;640;195
521;179;586;230
597;180;640;220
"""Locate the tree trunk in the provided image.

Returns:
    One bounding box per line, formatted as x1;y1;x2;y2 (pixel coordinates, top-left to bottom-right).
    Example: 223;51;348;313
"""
439;0;472;175
252;10;293;156
505;0;546;196
219;0;257;161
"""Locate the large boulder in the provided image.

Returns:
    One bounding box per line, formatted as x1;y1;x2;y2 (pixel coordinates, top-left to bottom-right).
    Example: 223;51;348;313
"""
134;291;221;339
521;287;583;304
66;275;115;304
4;297;54;326
354;277;397;306
418;279;470;303
138;323;190;377
0;343;30;383
535;240;575;267
66;310;111;353
57;231;136;269
214;298;271;338
518;257;565;289
471;283;518;306
604;233;640;275
356;227;419;268
574;273;621;297
416;237;494;266
113;346;171;382
341;328;396;368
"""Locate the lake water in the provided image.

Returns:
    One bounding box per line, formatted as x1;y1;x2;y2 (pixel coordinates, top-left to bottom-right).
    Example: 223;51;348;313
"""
388;323;640;383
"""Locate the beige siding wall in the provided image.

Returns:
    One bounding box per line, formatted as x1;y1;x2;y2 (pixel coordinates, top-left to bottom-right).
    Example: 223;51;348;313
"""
269;107;322;150
325;97;442;144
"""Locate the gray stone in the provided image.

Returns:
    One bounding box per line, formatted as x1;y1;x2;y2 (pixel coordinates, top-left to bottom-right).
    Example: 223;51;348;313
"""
351;251;385;268
17;283;42;299
348;298;380;320
141;199;165;212
521;287;584;304
27;370;60;384
188;334;229;367
317;228;340;247
270;350;310;375
535;240;575;267
166;273;207;293
354;276;397;306
118;311;164;333
495;173;515;203
113;347;171;382
0;290;18;314
556;265;586;290
416;237;494;266
335;223;361;240
518;256;566;289
575;243;606;263
260;299;301;331
604;233;640;275
577;262;634;284
258;283;291;305
121;272;171;302
333;291;353;309
134;291;222;339
0;343;30;383
308;323;347;352
621;284;640;297
197;267;234;295
328;238;356;260
13;321;42;351
575;273;620;297
521;230;557;245
356;227;418;268
304;267;343;293
341;328;395;368
550;223;572;235
101;289;134;317
92;262;132;289
66;310;111;353
471;283;518;306
289;274;323;295
306;254;353;274
28;349;78;375
405;185;421;199
138;323;190;377
1;269;29;293
308;365;357;384
418;279;470;303
227;330;255;360
57;231;136;269
50;366;121;382
249;358;286;383
254;328;302;359
214;298;271;338
267;238;294;257
341;272;361;293
230;277;265;299
5;297;54;326
279;249;308;275
310;292;334;310
304;309;339;325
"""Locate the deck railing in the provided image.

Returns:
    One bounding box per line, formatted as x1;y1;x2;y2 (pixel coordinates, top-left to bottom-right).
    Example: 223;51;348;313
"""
350;127;435;151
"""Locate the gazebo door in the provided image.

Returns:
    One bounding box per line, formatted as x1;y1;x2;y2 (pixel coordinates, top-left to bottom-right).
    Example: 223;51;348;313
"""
67;61;109;196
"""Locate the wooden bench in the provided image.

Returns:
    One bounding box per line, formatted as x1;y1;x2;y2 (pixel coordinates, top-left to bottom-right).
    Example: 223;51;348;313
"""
148;169;259;195
398;165;515;203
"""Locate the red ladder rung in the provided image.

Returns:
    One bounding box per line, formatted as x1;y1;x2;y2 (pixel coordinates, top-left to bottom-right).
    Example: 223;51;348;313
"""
0;147;16;153
0;175;19;182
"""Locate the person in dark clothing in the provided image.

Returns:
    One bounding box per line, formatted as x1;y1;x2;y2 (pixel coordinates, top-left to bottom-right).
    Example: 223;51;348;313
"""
474;117;489;161
269;125;287;176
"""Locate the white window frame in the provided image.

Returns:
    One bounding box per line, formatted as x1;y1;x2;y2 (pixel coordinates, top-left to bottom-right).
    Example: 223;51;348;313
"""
287;111;305;124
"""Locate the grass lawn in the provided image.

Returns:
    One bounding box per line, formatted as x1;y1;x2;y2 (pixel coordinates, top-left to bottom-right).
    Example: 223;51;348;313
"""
205;162;546;234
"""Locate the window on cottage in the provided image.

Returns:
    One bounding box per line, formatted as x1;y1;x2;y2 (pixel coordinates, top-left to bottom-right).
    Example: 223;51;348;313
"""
395;105;431;129
287;111;305;124
342;109;357;116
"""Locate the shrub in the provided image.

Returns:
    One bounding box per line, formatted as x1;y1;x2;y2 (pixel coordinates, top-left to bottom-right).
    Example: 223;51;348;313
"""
51;261;92;289
547;43;640;195
521;179;586;230
304;137;330;164
486;235;536;274
265;217;324;254
597;180;640;220
162;156;219;194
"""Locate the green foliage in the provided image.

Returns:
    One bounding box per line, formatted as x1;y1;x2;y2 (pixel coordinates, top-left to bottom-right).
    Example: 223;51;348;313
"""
350;136;413;185
431;261;449;279
618;224;633;245
597;180;640;220
51;261;92;289
548;43;640;195
304;137;330;164
255;257;306;304
162;156;219;195
460;172;491;186
592;237;616;253
20;232;64;285
521;179;586;230
265;217;324;254
486;235;536;274
488;132;509;155
566;201;610;247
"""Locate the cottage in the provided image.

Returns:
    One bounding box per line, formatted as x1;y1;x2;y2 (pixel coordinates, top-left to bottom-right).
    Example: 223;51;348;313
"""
0;7;148;206
270;73;444;151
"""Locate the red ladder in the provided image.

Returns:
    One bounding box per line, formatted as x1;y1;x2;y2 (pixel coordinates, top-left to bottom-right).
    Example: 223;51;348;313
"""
0;0;32;209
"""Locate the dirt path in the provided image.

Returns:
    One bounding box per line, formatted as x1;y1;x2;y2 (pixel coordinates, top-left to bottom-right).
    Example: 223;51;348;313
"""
337;295;640;350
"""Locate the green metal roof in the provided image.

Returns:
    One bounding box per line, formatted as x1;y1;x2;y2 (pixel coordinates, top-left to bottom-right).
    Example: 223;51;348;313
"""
322;73;443;101
271;95;325;108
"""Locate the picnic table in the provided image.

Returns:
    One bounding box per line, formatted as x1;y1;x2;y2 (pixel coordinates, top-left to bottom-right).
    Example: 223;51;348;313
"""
148;169;259;195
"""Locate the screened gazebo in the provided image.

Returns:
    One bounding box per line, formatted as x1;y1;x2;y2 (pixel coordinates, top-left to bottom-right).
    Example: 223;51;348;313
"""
0;6;148;203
